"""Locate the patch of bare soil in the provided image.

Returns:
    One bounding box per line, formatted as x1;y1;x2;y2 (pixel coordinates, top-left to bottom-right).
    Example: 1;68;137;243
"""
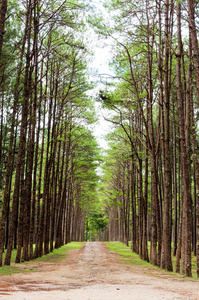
0;242;198;299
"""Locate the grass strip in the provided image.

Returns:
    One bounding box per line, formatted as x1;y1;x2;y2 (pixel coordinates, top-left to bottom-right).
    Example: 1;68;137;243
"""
0;242;84;275
105;241;198;280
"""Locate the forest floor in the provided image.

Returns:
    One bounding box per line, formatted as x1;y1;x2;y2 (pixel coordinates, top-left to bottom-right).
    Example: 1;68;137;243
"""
0;242;199;299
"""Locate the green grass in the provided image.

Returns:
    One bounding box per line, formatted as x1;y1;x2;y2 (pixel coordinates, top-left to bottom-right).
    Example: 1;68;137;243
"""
106;241;199;280
106;241;155;268
0;265;28;275
32;242;84;263
0;242;84;275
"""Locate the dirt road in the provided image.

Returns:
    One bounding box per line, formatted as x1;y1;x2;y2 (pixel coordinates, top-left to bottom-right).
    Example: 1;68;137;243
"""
0;242;198;299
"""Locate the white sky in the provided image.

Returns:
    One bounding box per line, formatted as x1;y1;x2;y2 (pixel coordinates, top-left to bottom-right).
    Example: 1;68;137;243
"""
87;0;115;151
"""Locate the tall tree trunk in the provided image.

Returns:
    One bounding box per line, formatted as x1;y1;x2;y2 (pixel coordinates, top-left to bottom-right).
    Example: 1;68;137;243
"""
29;1;40;260
22;64;35;262
0;0;7;62
55;124;71;248
0;12;28;266
131;155;137;252
173;101;178;257
34;60;48;259
161;0;173;271
186;0;199;107
143;136;149;262
4;1;32;265
190;36;199;277
146;8;161;265
176;1;192;276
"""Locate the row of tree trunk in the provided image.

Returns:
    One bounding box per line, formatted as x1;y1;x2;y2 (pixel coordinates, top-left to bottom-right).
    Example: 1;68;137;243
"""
101;0;199;278
0;0;97;266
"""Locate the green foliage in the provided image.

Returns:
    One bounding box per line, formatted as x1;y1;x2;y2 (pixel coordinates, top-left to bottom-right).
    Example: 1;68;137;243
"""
85;210;109;241
68;125;102;218
109;201;122;208
98;89;128;109
98;90;115;108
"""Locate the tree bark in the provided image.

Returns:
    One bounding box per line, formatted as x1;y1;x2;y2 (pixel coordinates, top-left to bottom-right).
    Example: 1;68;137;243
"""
0;9;27;266
176;1;192;276
187;0;199;107
161;0;173;271
0;0;7;62
4;1;32;265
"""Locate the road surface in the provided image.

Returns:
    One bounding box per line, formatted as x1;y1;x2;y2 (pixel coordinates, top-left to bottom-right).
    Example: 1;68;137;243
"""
0;242;198;299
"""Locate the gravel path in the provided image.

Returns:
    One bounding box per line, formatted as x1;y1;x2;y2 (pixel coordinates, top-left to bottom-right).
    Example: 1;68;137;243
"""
0;242;198;299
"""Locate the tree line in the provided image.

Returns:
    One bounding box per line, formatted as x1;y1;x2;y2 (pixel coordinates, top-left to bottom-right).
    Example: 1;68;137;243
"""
0;0;100;266
1;0;199;281
97;0;199;277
